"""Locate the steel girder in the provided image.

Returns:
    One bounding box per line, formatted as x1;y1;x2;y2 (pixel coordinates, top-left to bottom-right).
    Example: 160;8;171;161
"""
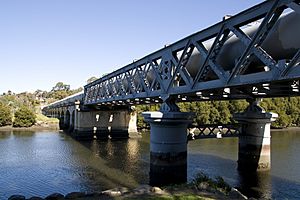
83;0;300;106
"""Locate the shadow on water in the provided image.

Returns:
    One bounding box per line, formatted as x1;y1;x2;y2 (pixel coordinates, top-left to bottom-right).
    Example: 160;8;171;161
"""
0;130;150;199
74;131;300;200
237;171;272;199
237;170;300;199
187;130;300;200
60;132;151;190
0;130;299;199
189;152;299;199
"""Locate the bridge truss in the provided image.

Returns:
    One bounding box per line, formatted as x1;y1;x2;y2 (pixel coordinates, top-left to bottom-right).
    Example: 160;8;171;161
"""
188;124;241;140
84;0;300;107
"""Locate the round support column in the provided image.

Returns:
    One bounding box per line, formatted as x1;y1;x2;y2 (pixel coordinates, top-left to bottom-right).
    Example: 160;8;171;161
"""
143;111;194;186
234;99;278;171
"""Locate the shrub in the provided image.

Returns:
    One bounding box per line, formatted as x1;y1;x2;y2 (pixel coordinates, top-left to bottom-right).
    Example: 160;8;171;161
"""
215;176;231;193
192;172;231;194
0;102;12;126
13;106;36;127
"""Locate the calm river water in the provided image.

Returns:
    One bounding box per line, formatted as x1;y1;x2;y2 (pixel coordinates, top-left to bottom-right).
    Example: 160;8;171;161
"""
0;129;299;199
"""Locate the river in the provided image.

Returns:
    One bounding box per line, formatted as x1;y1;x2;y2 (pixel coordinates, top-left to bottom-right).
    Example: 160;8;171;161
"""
0;129;299;199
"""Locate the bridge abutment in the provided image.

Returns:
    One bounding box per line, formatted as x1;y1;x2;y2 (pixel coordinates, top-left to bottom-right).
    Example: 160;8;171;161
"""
143;100;194;186
234;99;278;171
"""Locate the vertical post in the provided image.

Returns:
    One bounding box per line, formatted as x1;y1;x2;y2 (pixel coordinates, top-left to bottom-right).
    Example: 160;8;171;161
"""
143;98;194;186
234;99;278;171
74;101;80;132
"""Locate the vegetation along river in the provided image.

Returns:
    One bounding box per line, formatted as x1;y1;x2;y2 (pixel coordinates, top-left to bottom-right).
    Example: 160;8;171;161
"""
0;129;299;199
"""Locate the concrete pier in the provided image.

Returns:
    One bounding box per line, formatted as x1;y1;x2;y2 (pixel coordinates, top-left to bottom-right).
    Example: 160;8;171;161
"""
71;108;137;140
143;101;194;186
234;99;278;171
109;111;138;139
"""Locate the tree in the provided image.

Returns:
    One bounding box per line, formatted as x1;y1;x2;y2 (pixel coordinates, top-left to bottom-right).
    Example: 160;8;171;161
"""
272;111;292;128
87;76;98;84
195;102;211;125
0;102;12;126
13;106;36;127
51;82;70;92
215;101;231;124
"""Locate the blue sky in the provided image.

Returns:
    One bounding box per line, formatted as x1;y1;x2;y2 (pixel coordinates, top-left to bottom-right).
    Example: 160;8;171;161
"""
0;0;262;94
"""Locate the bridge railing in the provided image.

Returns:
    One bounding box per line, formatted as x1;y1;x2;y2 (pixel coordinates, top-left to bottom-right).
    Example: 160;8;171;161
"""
188;124;241;140
42;92;84;111
84;0;300;106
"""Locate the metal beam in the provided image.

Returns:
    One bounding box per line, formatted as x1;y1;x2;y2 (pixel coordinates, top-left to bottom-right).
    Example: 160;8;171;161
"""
44;0;300;110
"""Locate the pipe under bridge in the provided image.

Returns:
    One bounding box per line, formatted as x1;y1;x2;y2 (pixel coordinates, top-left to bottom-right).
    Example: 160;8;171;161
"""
43;0;300;186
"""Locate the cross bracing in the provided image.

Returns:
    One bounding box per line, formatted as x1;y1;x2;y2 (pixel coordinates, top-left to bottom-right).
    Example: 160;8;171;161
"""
80;0;300;107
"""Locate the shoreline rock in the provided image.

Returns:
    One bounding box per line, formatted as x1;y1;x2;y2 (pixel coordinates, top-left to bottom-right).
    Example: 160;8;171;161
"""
8;184;250;200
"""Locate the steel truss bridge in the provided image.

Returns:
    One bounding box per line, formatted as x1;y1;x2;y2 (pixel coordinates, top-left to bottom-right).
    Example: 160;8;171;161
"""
82;0;300;109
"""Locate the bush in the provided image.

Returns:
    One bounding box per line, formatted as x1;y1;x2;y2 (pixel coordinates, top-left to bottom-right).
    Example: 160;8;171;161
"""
135;97;300;129
192;172;231;194
13;106;36;127
0;102;12;126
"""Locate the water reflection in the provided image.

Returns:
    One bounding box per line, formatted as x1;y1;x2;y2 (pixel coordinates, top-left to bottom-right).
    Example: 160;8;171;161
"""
238;171;271;199
0;131;11;139
0;130;299;199
12;130;35;137
83;138;149;184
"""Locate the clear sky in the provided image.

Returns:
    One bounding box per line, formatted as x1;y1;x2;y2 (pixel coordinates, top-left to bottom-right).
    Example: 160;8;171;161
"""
0;0;262;94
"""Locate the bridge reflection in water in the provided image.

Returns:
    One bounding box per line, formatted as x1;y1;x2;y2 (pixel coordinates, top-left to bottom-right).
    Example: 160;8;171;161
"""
0;130;299;199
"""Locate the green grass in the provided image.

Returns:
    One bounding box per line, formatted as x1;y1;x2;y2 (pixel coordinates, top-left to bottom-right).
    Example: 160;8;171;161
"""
36;114;59;123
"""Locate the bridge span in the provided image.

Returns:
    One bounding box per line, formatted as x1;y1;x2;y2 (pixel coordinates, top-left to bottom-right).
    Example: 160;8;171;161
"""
43;0;300;186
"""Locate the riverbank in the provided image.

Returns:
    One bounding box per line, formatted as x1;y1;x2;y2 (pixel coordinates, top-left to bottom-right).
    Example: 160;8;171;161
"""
271;126;300;132
0;113;59;132
0;123;59;132
8;184;249;200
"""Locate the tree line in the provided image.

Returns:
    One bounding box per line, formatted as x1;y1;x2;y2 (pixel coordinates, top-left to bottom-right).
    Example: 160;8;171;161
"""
0;81;84;127
1;78;299;129
136;97;300;129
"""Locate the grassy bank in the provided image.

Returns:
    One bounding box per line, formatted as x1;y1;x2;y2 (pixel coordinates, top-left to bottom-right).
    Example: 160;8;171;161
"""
0;114;59;131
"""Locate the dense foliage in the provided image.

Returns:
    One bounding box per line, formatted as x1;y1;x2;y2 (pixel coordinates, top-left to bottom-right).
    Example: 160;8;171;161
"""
136;97;300;129
13;106;36;127
0;81;82;127
260;97;300;128
47;82;83;101
0;102;12;126
1;79;300;129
